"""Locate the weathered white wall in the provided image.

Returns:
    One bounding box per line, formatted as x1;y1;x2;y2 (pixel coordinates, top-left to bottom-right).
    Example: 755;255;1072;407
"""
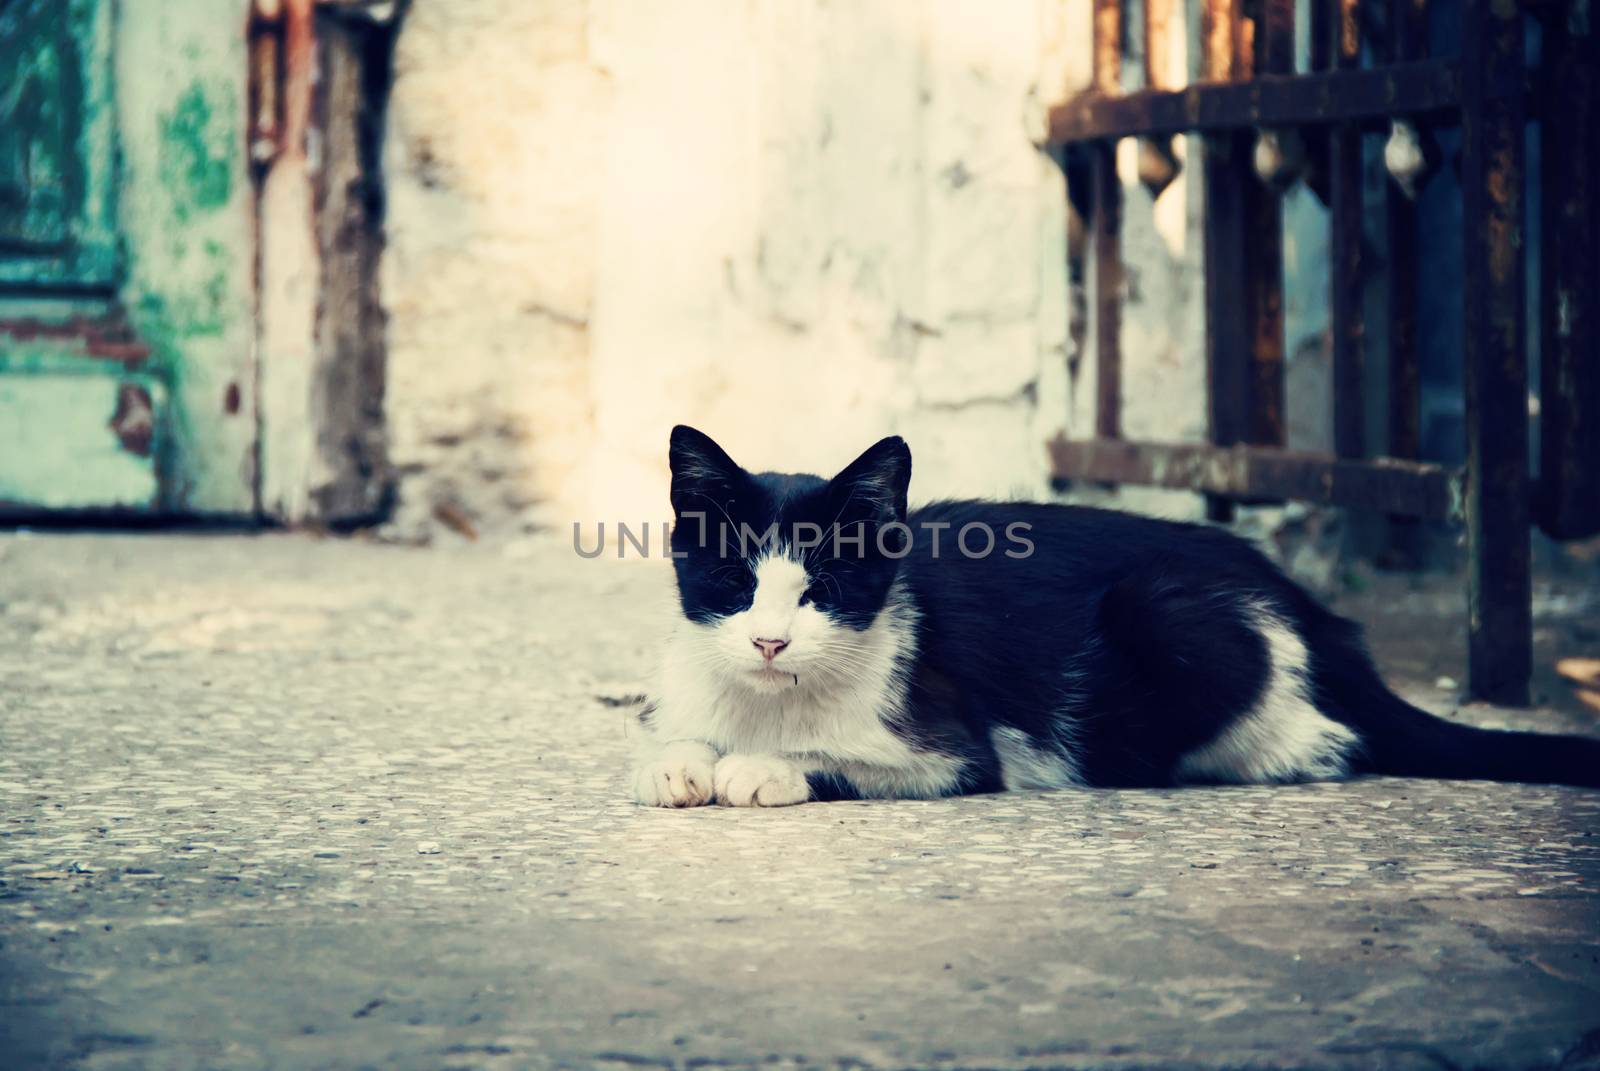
382;0;1098;537
379;0;1347;539
382;0;609;538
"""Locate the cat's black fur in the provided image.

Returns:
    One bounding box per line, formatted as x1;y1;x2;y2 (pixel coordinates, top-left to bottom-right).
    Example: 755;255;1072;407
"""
659;425;1600;796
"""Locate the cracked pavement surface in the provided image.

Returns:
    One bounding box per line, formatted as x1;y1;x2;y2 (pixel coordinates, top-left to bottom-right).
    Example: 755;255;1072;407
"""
1;531;1598;1070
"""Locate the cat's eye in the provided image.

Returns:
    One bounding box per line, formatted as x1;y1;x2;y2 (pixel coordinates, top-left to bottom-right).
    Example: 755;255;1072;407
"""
799;584;824;607
709;568;752;593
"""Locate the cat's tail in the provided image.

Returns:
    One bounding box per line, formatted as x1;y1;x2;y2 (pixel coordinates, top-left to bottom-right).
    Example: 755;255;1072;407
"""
1322;651;1600;788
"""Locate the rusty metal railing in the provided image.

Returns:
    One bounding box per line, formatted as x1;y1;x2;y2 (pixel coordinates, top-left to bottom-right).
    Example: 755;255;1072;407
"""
1046;0;1599;704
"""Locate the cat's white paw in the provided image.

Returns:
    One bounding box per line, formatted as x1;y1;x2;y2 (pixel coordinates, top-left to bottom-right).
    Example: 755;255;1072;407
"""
713;753;810;808
632;741;718;807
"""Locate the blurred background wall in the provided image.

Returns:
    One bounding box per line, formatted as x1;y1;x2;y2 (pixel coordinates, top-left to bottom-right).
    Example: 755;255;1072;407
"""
381;0;1096;538
2;0;1457;547
374;0;1371;542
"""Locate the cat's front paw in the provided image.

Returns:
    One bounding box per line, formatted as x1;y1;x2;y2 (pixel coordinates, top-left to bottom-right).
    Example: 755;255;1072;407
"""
632;741;719;807
713;753;810;808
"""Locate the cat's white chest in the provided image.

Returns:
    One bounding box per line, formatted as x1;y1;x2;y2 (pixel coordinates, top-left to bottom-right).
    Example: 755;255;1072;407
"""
646;593;966;798
652;652;904;762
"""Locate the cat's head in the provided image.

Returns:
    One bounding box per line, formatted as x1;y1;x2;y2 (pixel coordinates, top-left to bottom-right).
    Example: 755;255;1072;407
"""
667;425;912;694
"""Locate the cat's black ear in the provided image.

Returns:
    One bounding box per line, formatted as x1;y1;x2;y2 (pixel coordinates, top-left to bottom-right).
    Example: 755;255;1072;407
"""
668;425;744;516
828;435;912;524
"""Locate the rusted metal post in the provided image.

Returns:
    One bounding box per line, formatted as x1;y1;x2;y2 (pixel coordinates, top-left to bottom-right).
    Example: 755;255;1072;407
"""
1328;0;1365;461
282;0;314;160
1538;3;1600;540
1143;0;1176;89
1047;62;1465;140
1064;153;1090;419
1461;0;1530;704
1092;0;1123;440
1064;153;1092;416
1305;0;1333;204
1258;0;1294;73
1202;0;1237;81
1092;144;1122;440
1138;0;1183;196
1093;0;1122;95
248;20;281;166
1384;0;1428;565
1390;0;1428;60
1202;0;1248;521
1047;437;1462;519
1245;0;1292;448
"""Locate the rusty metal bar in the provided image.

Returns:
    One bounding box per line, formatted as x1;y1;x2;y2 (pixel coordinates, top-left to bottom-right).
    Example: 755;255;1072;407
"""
1047;60;1465;143
1384;0;1428;564
1461;0;1530;704
1047;437;1462;520
1537;5;1600;540
1246;0;1292;447
1304;0;1335;203
249;30;280;164
1092;144;1122;440
1202;0;1249;522
1138;0;1184;194
1090;0;1122;440
1202;0;1237;80
1145;0;1178;87
281;0;315;160
1384;181;1422;559
1391;0;1428;60
1309;0;1331;70
1064;152;1092;411
1093;0;1122;94
1203;147;1250;448
1333;0;1360;66
1329;0;1364;460
247;0;312;171
1259;0;1294;74
1244;183;1286;447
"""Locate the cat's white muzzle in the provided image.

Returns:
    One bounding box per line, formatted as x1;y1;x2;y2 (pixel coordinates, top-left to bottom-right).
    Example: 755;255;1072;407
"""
743;663;801;693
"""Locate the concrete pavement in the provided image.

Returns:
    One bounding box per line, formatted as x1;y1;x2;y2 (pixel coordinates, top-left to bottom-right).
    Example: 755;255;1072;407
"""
2;531;1598;1070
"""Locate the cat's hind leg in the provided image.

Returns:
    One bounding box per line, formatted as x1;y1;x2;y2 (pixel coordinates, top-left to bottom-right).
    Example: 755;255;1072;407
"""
1082;567;1356;785
1174;602;1359;783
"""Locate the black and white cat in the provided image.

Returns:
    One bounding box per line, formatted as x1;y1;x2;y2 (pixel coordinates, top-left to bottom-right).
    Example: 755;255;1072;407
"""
631;426;1600;807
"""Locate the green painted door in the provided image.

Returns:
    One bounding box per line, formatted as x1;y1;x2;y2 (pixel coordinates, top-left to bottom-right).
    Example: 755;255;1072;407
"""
0;0;118;289
0;0;165;513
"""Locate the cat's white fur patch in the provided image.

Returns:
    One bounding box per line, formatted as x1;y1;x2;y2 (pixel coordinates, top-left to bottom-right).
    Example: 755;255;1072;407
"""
991;726;1083;790
631;740;718;807
1177;603;1357;783
713;753;810;807
744;555;808;648
643;567;963;800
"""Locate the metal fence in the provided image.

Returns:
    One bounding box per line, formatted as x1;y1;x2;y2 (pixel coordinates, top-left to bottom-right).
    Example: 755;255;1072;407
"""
1046;0;1599;704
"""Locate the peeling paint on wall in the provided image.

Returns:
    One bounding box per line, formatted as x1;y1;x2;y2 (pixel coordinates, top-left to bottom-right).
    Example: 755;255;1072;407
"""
116;0;257;515
380;0;1077;539
0;374;164;509
0;0;119;289
159;82;238;223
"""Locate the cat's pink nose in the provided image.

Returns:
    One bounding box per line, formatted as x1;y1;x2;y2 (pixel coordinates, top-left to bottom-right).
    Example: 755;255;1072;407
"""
752;637;789;661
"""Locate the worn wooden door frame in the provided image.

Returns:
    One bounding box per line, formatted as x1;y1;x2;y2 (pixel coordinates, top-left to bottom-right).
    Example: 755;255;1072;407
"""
251;0;394;527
